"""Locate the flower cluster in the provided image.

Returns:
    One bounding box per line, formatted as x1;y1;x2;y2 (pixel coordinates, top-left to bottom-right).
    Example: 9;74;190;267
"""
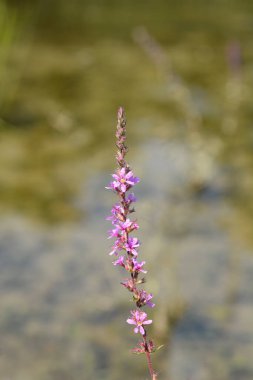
106;108;157;374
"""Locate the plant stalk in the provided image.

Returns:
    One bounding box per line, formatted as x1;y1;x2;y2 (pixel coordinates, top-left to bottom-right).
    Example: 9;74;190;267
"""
144;336;157;379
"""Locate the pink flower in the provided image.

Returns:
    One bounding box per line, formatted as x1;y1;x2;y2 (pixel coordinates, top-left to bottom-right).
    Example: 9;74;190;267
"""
109;237;124;256
118;219;139;234
113;256;125;267
136;290;155;308
125;237;140;256
129;221;139;232
127;310;152;335
110;167;140;193
106;204;124;225
132;258;147;273
118;218;132;231
107;226;121;239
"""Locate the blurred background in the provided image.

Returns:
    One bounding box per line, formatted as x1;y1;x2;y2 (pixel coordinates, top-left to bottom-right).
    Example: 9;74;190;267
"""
1;0;253;379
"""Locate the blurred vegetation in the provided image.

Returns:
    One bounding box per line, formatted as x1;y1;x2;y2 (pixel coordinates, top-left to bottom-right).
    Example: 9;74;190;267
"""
0;0;252;237
0;0;19;111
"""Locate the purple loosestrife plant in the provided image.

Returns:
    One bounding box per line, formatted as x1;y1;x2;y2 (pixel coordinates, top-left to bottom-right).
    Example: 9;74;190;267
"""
106;107;158;380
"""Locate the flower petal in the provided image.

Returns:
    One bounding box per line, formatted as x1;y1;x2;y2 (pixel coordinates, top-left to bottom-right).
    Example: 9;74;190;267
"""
143;319;152;325
125;171;134;179
126;318;135;325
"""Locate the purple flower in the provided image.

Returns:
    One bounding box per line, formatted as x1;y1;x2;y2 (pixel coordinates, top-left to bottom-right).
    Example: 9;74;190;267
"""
109;237;124;256
125;237;140;256
106;204;124;225
107;226;121;239
113;256;125;267
126;193;137;203
126;310;152;335
125;193;137;207
118;219;139;234
118;218;132;230
136;290;155;308
129;221;139;232
110;168;140;193
132;258;147;273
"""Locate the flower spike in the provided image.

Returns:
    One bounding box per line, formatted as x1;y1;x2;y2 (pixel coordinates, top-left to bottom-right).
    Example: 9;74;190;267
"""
106;108;158;379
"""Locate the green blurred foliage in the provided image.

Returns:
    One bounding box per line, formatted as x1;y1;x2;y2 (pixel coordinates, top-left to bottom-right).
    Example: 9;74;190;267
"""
0;0;253;235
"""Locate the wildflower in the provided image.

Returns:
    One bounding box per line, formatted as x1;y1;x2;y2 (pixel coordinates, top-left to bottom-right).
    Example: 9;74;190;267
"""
117;218;132;231
135;290;155;308
107;227;121;239
109;237;125;256
111;167;140;193
106;108;157;379
127;310;152;335
126;193;137;204
125;237;140;256
132;258;147;274
106;204;124;224
118;219;139;234
113;256;125;267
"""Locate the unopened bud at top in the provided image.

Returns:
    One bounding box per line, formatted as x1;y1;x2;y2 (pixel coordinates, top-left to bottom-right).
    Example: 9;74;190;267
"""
117;106;125;121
